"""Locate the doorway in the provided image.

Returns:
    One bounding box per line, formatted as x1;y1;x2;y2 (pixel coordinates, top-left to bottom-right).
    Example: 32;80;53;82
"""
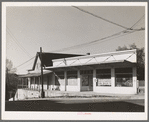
81;74;93;91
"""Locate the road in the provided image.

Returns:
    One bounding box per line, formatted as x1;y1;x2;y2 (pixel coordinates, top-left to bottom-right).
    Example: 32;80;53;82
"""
5;98;144;112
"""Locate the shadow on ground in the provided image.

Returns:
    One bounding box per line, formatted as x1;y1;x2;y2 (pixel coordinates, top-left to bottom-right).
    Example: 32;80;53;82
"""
5;99;144;112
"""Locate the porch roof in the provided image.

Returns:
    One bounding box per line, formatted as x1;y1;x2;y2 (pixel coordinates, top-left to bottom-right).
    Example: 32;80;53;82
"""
18;70;52;78
45;60;136;71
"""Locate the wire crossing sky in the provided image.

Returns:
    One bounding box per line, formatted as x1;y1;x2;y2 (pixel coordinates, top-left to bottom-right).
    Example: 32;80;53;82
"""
6;5;145;74
72;6;129;29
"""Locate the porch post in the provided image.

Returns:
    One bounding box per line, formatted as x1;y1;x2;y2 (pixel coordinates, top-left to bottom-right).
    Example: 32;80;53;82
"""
77;70;81;91
111;68;115;87
28;78;30;89
39;77;41;91
64;71;67;91
34;77;36;90
47;75;49;90
93;69;96;92
53;74;55;90
22;78;23;88
133;67;137;94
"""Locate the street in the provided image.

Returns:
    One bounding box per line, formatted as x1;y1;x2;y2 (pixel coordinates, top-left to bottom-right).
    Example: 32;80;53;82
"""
5;98;144;112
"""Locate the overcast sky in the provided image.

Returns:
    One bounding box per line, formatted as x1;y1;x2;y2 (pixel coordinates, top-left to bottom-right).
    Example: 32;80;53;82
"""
6;5;145;74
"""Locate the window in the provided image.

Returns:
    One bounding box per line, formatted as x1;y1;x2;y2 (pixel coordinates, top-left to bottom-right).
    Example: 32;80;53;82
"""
96;69;111;86
67;71;77;86
115;68;133;87
80;70;93;75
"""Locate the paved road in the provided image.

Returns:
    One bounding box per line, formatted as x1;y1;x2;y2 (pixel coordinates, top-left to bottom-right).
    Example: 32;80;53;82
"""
5;98;144;112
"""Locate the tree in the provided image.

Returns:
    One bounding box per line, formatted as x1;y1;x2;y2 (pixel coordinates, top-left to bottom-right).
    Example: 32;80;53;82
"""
116;43;145;80
6;58;18;100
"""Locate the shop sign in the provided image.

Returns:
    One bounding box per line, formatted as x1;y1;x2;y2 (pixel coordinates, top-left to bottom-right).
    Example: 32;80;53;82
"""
98;79;111;86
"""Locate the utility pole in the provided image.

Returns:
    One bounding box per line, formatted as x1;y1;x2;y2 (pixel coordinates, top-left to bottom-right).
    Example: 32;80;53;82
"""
40;47;44;98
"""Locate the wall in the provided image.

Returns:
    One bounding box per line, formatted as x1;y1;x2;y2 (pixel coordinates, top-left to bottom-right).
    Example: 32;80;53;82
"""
94;87;137;94
93;67;137;94
15;89;40;100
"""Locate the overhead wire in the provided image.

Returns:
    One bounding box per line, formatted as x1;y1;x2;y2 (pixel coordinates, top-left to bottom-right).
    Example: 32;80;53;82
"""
50;12;145;52
50;28;144;53
130;14;145;29
7;26;32;58
9;11;145;70
72;6;129;30
12;56;36;69
17;60;35;71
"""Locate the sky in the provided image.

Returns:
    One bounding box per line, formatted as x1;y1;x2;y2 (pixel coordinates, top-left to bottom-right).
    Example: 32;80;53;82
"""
6;4;145;74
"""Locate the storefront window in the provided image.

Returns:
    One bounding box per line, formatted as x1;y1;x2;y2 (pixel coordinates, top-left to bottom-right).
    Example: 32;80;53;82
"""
67;71;77;86
115;68;133;87
96;69;111;86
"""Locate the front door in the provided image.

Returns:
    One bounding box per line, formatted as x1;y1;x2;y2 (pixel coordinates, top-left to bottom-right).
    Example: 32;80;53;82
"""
81;75;93;91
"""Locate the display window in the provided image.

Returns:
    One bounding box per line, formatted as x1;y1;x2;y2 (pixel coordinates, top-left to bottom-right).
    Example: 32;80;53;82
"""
96;69;111;86
115;68;133;87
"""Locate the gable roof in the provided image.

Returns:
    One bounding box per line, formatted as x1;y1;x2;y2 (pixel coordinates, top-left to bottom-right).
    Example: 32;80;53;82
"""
29;52;84;71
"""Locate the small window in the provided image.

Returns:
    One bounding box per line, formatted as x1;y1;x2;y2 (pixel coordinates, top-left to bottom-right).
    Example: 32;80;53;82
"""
67;71;77;75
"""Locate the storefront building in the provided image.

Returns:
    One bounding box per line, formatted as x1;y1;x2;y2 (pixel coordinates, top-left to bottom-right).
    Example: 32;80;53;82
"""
16;49;138;100
45;49;137;94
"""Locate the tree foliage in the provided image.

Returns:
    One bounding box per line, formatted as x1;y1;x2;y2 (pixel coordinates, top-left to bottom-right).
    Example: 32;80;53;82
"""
6;58;18;100
116;43;145;80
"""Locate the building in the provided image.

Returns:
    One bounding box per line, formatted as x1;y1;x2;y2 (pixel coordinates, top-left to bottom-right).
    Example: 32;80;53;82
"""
15;49;138;100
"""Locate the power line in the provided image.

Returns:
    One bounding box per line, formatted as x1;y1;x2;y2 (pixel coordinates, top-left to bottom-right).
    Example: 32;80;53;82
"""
50;28;144;53
10;11;145;70
130;14;145;29
12;56;36;69
51;12;145;53
17;60;35;71
72;6;129;30
11;28;144;70
7;26;32;58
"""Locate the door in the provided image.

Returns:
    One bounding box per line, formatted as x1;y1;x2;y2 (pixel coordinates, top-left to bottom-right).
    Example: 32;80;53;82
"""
81;75;93;91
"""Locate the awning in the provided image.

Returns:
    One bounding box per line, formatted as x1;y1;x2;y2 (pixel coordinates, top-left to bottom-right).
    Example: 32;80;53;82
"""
45;60;136;71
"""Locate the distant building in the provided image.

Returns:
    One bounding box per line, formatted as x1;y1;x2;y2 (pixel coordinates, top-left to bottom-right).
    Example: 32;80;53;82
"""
15;49;138;100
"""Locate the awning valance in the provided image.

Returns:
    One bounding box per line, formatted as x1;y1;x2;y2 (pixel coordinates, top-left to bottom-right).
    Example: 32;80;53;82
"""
45;60;136;71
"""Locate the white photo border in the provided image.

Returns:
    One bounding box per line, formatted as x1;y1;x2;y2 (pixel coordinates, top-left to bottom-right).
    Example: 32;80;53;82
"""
1;2;148;120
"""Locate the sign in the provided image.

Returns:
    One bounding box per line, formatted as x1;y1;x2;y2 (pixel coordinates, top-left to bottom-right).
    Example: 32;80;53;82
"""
97;79;111;86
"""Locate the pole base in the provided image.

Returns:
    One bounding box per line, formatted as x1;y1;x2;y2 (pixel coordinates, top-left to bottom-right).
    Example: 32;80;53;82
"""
41;91;45;98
